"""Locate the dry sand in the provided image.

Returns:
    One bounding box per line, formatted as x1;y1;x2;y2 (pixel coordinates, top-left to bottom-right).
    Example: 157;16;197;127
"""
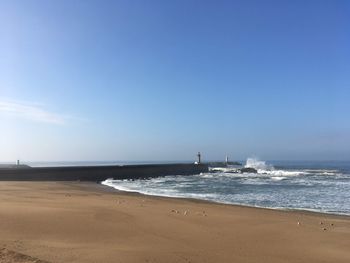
0;181;349;263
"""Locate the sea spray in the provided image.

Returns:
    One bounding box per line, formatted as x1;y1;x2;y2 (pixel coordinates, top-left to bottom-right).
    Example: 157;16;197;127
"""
245;158;274;171
244;158;306;177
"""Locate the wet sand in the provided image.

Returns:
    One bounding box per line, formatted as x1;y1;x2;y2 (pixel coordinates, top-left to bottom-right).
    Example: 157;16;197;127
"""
0;181;349;263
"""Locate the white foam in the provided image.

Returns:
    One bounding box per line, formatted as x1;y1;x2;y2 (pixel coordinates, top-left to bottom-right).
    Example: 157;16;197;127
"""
102;179;139;193
199;172;247;179
258;169;306;176
209;167;240;173
102;178;220;200
304;169;338;173
270;176;287;181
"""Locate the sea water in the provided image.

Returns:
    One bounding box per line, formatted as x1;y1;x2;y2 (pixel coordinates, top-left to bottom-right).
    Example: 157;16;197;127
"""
102;158;350;216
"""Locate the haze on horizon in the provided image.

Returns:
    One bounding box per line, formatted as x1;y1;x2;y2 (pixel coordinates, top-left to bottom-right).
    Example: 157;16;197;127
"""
1;0;349;162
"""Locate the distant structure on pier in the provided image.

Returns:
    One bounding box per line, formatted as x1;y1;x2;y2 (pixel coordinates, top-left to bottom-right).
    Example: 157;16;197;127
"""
197;152;201;164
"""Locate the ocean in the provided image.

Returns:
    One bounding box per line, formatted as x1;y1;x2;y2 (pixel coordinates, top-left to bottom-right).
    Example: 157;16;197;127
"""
102;158;350;216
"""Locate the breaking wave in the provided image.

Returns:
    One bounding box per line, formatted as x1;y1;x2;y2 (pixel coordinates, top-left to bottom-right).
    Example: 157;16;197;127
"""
245;158;273;170
244;158;309;177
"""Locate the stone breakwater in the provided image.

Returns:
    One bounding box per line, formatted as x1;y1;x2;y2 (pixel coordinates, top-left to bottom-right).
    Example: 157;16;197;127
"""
0;163;209;182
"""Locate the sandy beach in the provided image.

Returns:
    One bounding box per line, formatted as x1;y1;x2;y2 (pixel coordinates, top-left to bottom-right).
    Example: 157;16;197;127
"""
0;182;349;263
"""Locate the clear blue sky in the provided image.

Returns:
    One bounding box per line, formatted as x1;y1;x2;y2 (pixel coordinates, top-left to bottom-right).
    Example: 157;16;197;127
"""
0;0;349;162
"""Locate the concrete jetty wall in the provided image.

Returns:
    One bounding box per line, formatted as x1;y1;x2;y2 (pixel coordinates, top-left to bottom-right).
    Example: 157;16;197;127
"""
0;163;208;182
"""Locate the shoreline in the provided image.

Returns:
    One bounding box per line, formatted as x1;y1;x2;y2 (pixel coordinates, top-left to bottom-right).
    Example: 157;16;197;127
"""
1;181;349;263
100;181;350;219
